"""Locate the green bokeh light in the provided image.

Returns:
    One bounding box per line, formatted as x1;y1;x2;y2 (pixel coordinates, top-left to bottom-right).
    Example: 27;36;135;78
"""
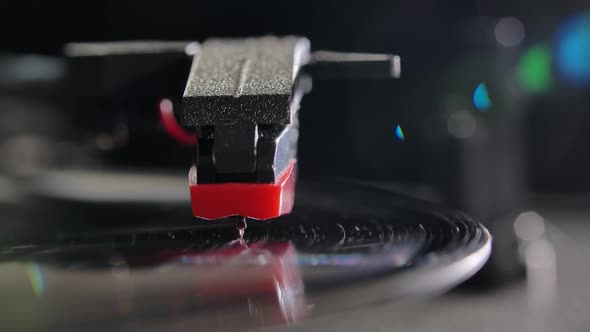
518;44;552;93
395;125;405;141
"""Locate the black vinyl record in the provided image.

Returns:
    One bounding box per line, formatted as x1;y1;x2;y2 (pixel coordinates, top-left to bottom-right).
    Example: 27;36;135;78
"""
0;172;491;331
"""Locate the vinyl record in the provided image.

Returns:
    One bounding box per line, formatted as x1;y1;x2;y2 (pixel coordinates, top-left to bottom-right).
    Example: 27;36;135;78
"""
0;173;491;331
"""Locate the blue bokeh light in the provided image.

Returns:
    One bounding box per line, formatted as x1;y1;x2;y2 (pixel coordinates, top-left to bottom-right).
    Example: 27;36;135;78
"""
556;13;590;85
472;82;492;111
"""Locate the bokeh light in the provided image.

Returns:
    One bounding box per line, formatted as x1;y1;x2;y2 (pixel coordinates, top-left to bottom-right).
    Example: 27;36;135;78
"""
447;111;477;139
514;211;545;241
518;44;552;93
494;17;526;47
556;12;590;85
395;125;405;141
25;262;45;297
472;82;492;111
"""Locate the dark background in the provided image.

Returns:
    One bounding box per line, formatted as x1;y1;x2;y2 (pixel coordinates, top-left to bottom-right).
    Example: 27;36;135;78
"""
1;0;590;194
